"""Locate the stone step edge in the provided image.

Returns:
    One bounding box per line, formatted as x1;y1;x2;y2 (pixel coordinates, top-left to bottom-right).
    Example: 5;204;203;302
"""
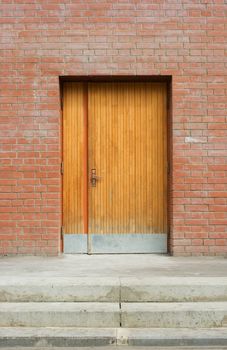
1;327;227;347
1;276;227;302
2;301;227;328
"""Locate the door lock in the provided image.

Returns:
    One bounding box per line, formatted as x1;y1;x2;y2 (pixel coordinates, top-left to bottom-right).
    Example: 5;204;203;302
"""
90;169;101;187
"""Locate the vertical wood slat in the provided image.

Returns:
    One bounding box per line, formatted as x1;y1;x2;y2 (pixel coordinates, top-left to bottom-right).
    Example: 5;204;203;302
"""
83;83;88;234
88;82;167;234
63;82;167;236
63;82;84;234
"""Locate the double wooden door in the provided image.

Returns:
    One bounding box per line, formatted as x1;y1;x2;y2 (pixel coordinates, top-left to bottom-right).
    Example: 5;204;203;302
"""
63;82;168;253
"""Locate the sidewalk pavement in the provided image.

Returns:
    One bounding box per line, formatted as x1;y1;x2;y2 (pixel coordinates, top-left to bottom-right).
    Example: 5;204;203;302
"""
0;254;226;278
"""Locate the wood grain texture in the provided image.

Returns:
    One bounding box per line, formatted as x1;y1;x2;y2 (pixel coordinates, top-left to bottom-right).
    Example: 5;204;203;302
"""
88;82;167;234
63;82;84;234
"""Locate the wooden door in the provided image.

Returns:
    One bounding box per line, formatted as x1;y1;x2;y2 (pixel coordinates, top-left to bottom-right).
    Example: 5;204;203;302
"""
63;82;168;253
63;82;84;234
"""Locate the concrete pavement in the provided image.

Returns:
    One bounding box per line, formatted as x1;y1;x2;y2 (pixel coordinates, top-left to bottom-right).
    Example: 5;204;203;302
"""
1;348;227;350
0;254;227;347
0;254;227;278
1;347;227;350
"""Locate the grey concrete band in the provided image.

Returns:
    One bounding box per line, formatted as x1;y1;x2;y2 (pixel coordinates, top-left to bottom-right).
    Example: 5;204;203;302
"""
64;233;167;254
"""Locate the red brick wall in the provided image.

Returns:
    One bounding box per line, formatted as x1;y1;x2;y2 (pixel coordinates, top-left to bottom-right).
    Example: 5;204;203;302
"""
0;1;227;255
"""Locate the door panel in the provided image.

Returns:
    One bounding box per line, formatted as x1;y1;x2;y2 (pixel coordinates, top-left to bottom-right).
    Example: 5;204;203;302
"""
63;82;84;234
88;82;167;235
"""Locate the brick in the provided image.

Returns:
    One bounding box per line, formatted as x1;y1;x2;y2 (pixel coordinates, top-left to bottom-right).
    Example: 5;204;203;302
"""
0;0;227;256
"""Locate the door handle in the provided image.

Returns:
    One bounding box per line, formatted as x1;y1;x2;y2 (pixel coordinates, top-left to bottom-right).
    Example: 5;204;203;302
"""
90;169;101;187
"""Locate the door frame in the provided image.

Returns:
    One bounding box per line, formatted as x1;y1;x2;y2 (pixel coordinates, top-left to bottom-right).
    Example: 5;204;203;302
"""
59;76;172;254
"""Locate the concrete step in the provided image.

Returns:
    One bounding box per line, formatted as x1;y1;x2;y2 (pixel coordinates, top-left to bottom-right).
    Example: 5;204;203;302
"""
0;277;119;302
1;327;227;347
121;277;227;302
121;302;227;328
0;302;120;328
1;301;227;328
1;277;227;302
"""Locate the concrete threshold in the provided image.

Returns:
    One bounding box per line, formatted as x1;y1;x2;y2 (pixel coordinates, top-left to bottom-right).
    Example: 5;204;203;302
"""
0;327;227;347
0;255;227;278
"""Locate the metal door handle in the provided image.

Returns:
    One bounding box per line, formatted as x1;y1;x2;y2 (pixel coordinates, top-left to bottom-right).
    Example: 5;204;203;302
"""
90;169;101;187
